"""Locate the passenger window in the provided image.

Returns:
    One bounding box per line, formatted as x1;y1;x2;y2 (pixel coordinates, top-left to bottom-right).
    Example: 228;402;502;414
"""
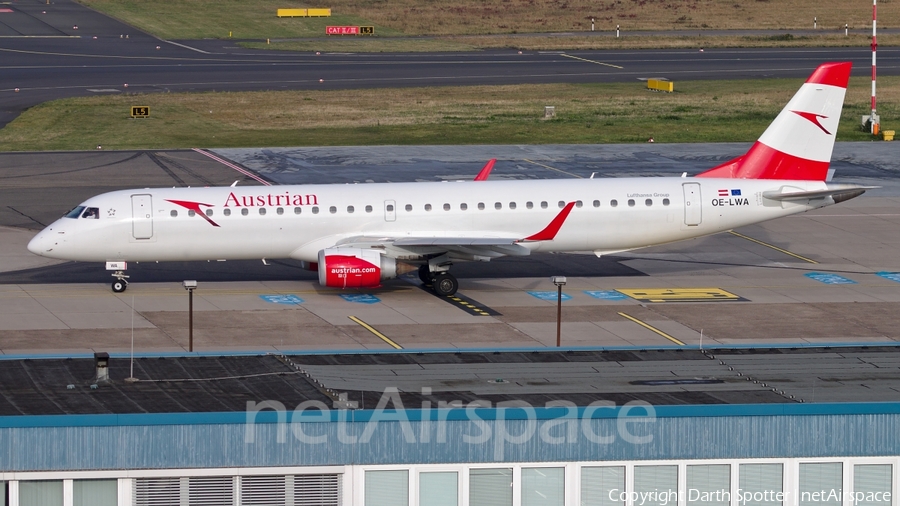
405;204;413;212
347;206;354;213
478;202;485;210
663;198;670;206
259;208;266;215
628;199;635;207
188;210;196;217
205;209;213;216
460;203;468;211
425;204;432;211
645;199;653;207
526;201;533;209
312;206;319;214
277;207;284;215
65;206;86;219
558;201;565;209
610;200;618;207
170;210;177;217
443;203;450;211
576;200;583;208
329;206;337;214
541;201;548;209
593;200;600;208
385;205;393;212
365;205;373;213
509;202;516;210
224;209;231;216
81;207;99;219
294;207;302;214
241;208;249;216
494;202;502;210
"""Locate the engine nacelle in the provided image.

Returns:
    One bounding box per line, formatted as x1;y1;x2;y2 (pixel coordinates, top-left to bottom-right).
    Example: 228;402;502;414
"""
317;248;398;288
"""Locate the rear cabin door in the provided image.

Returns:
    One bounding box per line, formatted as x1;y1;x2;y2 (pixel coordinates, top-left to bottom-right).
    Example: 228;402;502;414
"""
384;200;396;222
131;194;154;239
682;183;702;226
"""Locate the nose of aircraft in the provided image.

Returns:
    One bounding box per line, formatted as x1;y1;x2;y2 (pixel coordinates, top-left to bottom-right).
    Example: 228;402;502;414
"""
27;228;54;256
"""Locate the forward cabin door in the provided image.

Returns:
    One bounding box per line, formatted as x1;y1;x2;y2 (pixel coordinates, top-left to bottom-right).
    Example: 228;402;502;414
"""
131;194;154;239
384;200;396;222
682;183;702;226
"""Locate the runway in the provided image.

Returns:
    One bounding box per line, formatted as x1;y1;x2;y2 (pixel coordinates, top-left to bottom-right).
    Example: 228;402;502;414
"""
1;144;900;354
1;1;898;128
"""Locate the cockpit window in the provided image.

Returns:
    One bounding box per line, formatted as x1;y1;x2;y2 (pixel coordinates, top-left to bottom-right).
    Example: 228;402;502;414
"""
81;207;99;219
64;206;86;219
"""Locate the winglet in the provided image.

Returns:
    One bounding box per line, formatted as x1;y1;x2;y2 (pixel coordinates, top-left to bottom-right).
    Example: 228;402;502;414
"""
474;159;496;181
521;202;576;241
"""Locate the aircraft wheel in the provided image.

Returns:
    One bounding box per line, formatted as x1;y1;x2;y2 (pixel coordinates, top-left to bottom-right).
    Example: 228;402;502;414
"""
418;265;433;284
432;273;458;297
112;280;127;293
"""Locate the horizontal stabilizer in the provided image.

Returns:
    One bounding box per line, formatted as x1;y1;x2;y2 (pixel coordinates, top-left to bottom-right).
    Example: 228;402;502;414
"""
762;185;876;203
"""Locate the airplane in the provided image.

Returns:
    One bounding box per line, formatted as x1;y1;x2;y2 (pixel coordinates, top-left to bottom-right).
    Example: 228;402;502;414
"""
28;62;870;297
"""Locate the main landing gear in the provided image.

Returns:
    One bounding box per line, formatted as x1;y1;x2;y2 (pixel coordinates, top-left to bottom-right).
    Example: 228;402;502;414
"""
418;265;459;297
111;271;129;293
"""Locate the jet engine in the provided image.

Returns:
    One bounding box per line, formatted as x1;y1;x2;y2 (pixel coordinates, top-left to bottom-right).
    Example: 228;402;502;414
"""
317;248;413;288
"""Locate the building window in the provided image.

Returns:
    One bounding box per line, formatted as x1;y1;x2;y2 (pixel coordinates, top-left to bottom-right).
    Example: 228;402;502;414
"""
366;470;408;506
739;464;784;506
470;468;512;506
853;464;892;506
582;466;624;506
522;467;564;506
799;463;841;506
634;466;678;506
687;465;730;506
74;479;118;506
419;472;458;506
19;480;63;506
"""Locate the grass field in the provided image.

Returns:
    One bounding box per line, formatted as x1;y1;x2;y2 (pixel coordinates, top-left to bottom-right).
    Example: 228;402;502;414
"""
79;0;896;40
1;76;896;152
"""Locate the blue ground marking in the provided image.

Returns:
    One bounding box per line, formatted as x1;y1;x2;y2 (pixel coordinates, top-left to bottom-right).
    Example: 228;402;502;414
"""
804;272;857;285
584;290;628;301
340;294;381;304
876;272;900;283
259;294;304;305
527;291;572;301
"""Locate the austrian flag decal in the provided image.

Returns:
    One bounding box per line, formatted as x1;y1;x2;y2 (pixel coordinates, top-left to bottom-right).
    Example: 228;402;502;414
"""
718;189;742;197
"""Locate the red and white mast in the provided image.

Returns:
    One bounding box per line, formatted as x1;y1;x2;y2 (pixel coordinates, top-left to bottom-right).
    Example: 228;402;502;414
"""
871;0;879;134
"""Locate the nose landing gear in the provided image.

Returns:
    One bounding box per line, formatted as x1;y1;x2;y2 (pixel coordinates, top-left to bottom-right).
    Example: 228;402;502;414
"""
111;271;129;293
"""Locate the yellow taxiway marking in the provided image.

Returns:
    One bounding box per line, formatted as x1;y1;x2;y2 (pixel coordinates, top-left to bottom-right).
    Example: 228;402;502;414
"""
560;53;624;69
616;287;744;303
348;316;402;349
522;159;582;179
617;312;685;346
729;230;818;264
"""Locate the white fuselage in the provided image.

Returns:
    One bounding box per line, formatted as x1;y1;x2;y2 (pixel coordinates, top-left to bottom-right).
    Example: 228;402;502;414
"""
28;177;830;264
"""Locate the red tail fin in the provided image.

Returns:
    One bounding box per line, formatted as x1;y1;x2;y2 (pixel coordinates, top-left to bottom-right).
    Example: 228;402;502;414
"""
697;62;851;181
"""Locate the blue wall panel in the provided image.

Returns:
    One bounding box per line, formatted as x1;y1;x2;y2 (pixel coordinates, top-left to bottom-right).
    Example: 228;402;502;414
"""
1;413;900;471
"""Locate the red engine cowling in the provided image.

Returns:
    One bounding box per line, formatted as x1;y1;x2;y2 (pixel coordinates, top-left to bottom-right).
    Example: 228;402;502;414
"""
317;248;397;288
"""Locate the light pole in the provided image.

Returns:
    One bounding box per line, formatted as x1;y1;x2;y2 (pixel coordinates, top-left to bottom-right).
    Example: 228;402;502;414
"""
551;276;567;347
183;280;197;352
